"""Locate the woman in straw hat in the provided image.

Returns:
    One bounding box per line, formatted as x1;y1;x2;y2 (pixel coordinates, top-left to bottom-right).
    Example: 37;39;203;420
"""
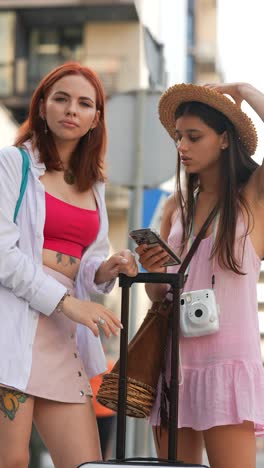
136;82;264;468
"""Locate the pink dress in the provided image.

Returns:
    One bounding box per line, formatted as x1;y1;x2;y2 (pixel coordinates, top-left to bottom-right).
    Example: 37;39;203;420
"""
150;213;264;435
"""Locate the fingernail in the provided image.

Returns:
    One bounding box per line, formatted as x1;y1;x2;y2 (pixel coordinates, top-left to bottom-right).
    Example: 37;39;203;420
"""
119;323;123;329
121;258;128;264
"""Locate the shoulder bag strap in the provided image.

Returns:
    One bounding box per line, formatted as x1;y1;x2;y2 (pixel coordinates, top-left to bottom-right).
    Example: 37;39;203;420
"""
13;148;30;223
159;204;219;430
178;204;218;276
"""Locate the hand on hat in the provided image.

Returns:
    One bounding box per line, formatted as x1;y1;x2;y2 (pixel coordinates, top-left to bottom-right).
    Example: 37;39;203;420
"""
204;82;246;108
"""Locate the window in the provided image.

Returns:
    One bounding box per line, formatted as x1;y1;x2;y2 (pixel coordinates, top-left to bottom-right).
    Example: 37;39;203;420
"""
28;27;84;92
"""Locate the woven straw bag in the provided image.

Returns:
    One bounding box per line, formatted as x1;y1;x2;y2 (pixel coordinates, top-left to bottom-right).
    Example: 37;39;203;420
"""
96;299;172;418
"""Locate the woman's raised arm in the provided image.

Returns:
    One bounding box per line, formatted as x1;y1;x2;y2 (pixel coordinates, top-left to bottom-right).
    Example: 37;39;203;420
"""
206;82;264;194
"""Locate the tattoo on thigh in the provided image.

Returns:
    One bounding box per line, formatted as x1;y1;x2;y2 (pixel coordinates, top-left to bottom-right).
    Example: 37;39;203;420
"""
0;388;29;421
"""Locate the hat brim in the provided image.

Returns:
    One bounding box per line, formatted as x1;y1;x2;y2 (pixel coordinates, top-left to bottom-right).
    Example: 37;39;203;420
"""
159;83;257;156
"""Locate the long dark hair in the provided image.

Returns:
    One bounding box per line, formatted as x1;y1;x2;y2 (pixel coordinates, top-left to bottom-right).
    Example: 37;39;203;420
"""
15;62;107;191
175;101;259;274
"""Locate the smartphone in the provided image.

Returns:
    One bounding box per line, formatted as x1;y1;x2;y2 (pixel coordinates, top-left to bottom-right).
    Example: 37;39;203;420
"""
129;228;181;267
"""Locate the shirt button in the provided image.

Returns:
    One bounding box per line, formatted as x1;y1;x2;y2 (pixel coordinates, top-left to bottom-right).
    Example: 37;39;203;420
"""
80;390;84;397
78;371;82;377
74;353;78;358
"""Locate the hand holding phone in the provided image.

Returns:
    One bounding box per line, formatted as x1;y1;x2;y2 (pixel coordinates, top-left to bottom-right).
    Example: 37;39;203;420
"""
129;228;181;267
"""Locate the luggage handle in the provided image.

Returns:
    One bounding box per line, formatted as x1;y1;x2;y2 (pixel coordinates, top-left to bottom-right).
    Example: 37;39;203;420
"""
119;272;184;288
117;272;184;462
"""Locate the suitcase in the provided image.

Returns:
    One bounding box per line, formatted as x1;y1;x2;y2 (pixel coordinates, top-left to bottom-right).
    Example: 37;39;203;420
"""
78;272;209;468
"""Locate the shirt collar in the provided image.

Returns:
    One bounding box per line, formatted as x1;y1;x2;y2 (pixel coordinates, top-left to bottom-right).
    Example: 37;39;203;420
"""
22;140;46;173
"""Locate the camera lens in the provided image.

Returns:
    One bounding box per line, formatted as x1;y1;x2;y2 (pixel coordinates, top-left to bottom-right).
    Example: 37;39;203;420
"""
194;309;203;318
181;299;185;305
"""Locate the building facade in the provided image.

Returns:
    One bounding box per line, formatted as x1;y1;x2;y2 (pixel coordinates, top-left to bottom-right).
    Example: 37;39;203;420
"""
187;0;220;84
0;0;166;122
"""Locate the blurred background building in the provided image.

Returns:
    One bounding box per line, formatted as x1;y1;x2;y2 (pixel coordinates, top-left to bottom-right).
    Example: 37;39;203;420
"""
0;0;263;466
187;0;219;84
0;0;166;121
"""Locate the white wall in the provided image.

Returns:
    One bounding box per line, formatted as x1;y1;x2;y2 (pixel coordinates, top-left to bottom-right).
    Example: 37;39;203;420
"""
134;0;162;40
135;0;187;86
217;0;264;166
160;0;187;85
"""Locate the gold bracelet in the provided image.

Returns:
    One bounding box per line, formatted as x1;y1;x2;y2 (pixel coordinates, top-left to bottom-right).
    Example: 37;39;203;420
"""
55;290;71;313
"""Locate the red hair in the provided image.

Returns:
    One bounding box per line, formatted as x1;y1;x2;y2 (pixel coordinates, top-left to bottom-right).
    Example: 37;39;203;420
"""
15;62;107;191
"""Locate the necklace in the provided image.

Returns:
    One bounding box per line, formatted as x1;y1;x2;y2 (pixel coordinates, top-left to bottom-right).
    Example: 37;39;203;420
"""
63;168;75;185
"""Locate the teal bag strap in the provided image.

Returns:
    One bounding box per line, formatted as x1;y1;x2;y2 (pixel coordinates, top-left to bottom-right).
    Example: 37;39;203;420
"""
13;148;30;223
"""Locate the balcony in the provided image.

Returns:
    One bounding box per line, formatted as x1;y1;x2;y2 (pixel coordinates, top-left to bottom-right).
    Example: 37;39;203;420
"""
0;1;139;26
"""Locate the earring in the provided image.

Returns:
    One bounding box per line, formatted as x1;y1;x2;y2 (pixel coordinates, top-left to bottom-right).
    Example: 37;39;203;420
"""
43;118;48;134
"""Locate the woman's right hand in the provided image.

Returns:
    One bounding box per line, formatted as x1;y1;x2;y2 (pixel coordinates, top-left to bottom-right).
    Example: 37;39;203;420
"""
135;243;168;273
204;82;250;107
135;244;170;302
61;296;123;338
205;82;264;129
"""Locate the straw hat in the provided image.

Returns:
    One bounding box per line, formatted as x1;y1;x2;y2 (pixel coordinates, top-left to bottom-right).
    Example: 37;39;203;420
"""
159;83;258;155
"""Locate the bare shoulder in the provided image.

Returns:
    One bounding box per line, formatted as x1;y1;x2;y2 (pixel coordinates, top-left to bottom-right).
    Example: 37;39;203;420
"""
160;193;179;240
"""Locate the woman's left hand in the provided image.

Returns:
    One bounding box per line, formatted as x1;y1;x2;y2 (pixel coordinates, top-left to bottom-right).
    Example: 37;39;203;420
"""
95;249;138;284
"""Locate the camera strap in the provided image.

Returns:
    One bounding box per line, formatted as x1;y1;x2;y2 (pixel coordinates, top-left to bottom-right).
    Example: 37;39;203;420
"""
178;204;218;278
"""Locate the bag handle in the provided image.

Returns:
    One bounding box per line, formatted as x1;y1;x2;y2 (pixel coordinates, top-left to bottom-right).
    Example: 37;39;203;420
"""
178;204;218;276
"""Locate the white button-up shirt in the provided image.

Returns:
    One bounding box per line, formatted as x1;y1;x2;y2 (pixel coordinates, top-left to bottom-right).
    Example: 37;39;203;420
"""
0;142;114;390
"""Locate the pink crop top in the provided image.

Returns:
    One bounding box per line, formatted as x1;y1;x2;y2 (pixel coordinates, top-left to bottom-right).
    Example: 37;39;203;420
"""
43;192;100;259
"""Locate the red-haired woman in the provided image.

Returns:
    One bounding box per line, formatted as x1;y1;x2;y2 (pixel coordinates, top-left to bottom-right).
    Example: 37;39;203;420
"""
0;62;137;468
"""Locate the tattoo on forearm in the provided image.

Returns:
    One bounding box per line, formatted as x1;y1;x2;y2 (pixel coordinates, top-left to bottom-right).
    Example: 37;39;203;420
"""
56;252;77;266
0;388;29;421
